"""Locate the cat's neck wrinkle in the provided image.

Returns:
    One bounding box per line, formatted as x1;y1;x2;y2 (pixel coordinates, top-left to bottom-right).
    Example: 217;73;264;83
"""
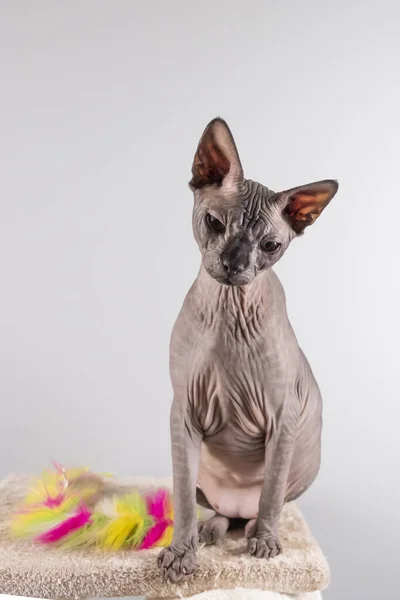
193;266;268;339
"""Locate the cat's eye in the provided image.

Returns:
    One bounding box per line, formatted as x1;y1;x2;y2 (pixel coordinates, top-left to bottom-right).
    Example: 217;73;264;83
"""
261;240;281;253
206;213;226;234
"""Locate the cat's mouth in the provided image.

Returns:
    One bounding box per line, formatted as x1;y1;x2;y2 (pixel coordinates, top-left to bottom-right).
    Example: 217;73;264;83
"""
204;262;255;286
214;273;253;287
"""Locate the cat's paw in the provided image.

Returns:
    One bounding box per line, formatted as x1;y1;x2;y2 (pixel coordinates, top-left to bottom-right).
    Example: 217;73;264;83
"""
246;520;282;559
158;546;197;583
247;533;282;559
198;515;230;545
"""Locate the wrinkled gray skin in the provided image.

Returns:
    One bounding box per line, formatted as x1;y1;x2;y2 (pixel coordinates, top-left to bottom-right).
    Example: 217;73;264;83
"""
158;119;338;582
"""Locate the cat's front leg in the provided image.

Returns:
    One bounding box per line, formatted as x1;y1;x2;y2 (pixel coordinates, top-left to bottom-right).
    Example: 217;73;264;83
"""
247;402;298;559
158;397;202;582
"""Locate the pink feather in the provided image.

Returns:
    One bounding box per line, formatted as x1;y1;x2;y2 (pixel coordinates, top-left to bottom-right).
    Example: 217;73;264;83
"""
140;489;173;549
36;505;92;544
140;520;169;549
44;494;65;508
146;489;169;519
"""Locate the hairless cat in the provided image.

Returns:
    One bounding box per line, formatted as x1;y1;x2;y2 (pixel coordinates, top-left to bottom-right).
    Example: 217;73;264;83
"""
158;118;338;583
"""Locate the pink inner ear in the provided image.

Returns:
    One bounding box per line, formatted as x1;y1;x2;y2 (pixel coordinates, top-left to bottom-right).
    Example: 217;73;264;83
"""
291;186;334;214
190;119;243;189
285;190;332;233
287;193;316;216
192;139;231;188
202;141;231;173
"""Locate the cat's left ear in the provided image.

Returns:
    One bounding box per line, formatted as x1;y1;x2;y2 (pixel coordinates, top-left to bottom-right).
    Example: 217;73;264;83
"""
189;118;244;190
279;179;339;234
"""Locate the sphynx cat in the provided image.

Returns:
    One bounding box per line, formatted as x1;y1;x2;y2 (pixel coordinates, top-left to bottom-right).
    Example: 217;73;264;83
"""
158;118;338;583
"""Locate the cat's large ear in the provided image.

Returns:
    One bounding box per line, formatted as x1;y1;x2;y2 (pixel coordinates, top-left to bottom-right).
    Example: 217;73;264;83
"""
280;179;339;234
190;118;244;190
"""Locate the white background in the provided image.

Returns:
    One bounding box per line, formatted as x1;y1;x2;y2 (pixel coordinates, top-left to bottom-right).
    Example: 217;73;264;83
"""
1;2;399;599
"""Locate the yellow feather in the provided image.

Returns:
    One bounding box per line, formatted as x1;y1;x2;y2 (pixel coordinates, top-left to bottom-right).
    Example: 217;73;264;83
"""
156;525;173;547
97;495;147;550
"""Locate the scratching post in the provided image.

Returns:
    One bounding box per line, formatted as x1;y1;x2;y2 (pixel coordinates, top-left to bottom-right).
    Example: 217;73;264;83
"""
0;475;329;599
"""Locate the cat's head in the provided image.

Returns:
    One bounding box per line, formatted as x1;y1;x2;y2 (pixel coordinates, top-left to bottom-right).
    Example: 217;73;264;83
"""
190;118;338;286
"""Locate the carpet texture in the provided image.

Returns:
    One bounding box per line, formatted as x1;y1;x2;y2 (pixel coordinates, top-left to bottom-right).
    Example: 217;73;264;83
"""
148;590;323;599
0;475;329;599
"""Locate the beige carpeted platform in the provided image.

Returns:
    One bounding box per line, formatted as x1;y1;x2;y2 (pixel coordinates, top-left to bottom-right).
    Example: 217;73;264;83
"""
0;475;329;599
153;591;323;599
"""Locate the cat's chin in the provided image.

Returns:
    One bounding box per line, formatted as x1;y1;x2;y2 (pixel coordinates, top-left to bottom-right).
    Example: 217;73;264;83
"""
208;272;255;287
226;278;254;287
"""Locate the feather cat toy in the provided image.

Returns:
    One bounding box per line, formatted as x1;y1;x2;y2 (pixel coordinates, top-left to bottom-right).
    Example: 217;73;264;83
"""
11;463;175;551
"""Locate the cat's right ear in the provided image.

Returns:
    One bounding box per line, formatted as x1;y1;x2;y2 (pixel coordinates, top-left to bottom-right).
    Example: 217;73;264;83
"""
189;118;244;190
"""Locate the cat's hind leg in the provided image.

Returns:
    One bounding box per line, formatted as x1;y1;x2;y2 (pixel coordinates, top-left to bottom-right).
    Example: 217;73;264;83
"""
198;515;230;545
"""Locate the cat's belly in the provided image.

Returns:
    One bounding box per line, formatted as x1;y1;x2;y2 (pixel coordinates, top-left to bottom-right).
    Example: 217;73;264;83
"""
197;439;265;519
191;347;321;519
196;393;322;519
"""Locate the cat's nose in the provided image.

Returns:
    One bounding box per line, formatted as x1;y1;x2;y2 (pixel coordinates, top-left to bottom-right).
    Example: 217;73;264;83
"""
221;233;251;277
222;258;245;276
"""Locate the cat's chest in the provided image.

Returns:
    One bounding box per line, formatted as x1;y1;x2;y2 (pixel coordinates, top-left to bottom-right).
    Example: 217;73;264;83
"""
189;346;279;440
